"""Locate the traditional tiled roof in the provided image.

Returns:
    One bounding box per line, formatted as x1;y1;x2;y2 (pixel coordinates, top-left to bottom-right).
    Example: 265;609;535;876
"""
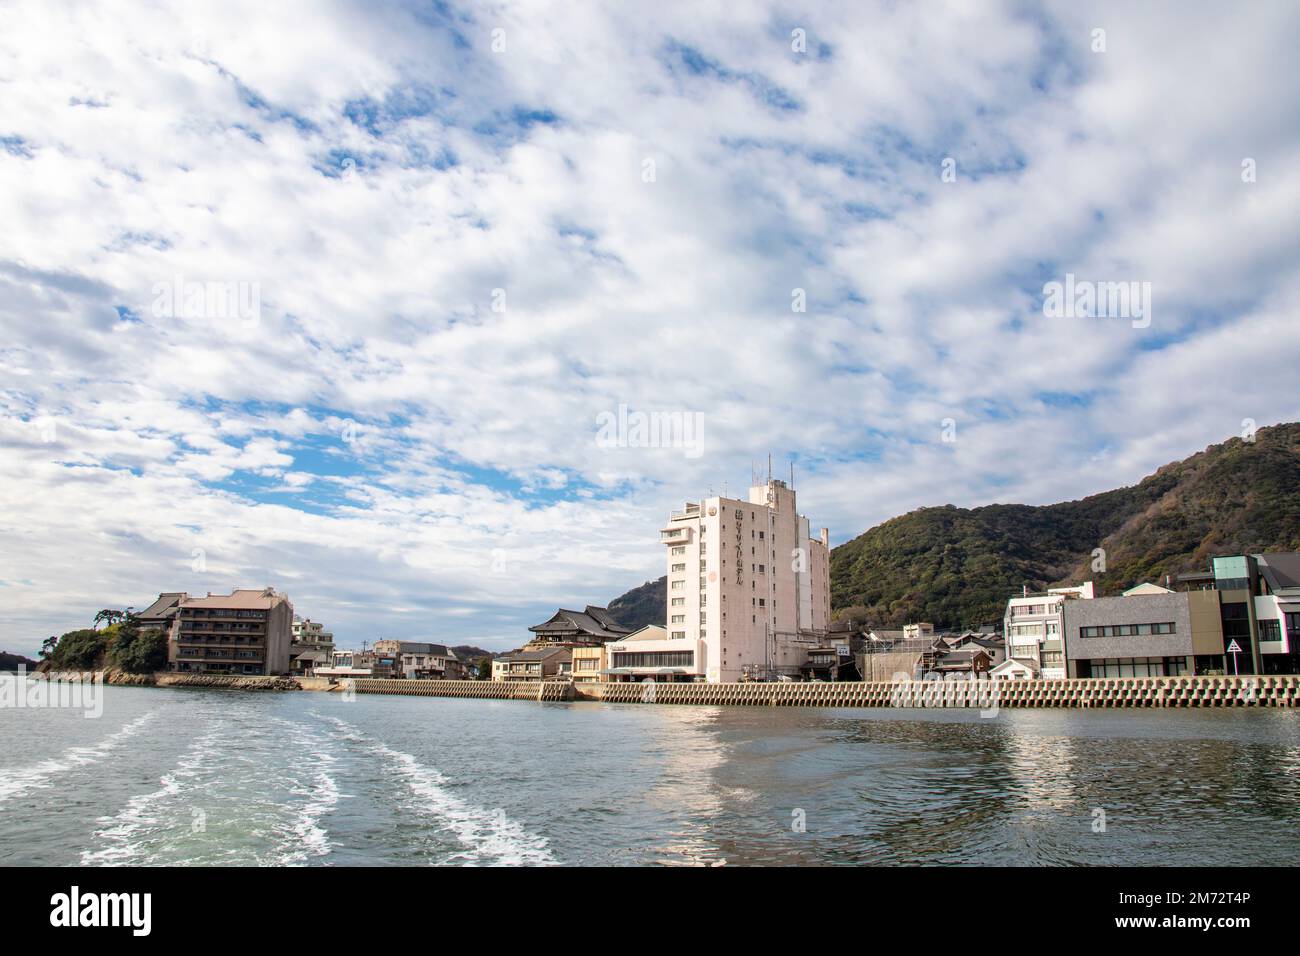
500;647;571;662
528;606;632;640
137;592;187;620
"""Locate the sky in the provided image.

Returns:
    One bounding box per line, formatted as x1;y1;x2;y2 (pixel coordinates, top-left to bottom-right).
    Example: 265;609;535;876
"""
1;1;1298;657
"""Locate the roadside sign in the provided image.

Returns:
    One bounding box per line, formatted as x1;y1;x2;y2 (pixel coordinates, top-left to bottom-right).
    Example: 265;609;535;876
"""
1226;639;1242;675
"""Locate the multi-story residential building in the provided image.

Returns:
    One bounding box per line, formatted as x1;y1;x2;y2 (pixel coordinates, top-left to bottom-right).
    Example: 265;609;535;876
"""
1002;583;1093;679
289;616;335;677
494;647;572;681
658;478;830;683
372;640;465;679
168;588;294;676
570;645;607;683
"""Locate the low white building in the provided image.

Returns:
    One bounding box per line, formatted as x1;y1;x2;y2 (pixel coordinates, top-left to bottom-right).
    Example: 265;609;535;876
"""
603;624;706;683
990;657;1040;680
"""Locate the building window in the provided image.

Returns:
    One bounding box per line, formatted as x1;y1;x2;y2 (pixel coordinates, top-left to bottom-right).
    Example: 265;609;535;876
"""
612;651;694;668
1082;657;1188;678
672;563;685;572
671;546;685;556
671;580;684;590
1080;622;1176;638
671;615;685;624
671;631;686;640
1260;619;1282;642
671;597;684;606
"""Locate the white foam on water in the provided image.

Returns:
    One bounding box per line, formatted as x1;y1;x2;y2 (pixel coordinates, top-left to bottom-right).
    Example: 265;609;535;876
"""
270;718;341;865
80;727;218;866
322;714;557;866
0;711;158;806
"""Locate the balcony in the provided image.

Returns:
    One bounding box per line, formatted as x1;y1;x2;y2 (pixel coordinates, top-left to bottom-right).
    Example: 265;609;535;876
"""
660;526;692;543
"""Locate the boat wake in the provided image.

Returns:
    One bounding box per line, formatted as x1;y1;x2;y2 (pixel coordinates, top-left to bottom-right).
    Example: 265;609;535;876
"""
321;714;557;866
0;711;158;806
270;718;341;865
80;726;221;866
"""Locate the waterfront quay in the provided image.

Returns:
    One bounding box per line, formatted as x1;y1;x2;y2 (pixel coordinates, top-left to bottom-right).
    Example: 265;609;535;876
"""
349;674;1300;709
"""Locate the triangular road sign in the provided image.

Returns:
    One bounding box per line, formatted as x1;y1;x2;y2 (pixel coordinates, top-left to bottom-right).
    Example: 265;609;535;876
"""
1226;640;1243;654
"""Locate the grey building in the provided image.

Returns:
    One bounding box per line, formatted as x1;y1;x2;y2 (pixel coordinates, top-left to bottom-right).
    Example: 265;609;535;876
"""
1063;588;1224;678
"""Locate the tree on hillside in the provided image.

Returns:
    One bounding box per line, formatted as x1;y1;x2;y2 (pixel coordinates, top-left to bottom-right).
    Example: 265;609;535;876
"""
113;627;168;674
39;635;58;660
50;629;108;670
93;609;125;630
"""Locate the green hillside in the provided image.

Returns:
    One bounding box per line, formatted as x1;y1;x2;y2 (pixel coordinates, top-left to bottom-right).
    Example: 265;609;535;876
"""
831;423;1300;627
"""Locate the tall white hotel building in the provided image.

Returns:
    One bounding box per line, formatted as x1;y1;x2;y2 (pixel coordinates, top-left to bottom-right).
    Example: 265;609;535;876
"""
655;478;831;682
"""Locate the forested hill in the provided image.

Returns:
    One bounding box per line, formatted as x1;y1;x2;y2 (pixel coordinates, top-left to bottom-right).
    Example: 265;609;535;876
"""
830;423;1300;628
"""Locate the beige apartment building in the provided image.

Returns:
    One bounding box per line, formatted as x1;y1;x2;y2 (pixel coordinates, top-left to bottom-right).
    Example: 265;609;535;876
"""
656;478;830;682
168;587;295;676
570;645;607;683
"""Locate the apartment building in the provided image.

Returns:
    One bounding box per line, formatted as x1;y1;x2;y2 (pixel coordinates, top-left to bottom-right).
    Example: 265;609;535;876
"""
659;478;830;682
570;645;607;683
168;588;294;676
371;640;465;679
1002;583;1092;679
494;647;572;681
289;616;335;676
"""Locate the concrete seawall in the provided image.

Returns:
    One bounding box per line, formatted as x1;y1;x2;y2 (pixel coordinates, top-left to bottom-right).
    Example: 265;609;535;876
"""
31;672;1300;708
353;678;574;701
351;675;1300;708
